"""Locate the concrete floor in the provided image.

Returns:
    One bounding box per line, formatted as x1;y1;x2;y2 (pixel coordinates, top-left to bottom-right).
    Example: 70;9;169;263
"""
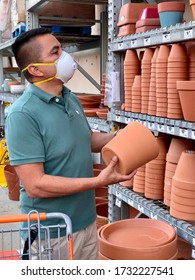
0;186;21;253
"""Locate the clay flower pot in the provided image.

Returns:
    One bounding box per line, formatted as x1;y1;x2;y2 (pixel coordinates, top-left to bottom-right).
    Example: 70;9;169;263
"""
158;2;185;27
190;0;195;20
4;165;20;201
98;219;178;260
177;80;195;121
102;122;159;175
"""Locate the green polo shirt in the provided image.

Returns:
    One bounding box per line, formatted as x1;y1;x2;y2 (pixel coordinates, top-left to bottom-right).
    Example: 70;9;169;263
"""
5;83;96;238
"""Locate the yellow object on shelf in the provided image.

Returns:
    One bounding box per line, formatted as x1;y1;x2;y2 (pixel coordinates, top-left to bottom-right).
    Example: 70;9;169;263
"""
0;138;10;188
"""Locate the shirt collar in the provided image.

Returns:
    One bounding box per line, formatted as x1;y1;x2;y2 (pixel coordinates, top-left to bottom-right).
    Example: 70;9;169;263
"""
26;83;71;103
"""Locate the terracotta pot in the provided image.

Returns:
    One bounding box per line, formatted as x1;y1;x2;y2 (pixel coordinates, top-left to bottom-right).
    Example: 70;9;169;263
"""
170;206;195;220
93;163;107;176
102;122;159;175
4;165;20;201
166;137;194;164
95;187;108;197
96;202;108;229
173;150;195;182
177;80;195;121
190;0;195;20
98;219;178;260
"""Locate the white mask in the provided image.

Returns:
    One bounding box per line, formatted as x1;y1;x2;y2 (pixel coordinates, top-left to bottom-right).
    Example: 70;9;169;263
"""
22;51;77;84
55;51;77;83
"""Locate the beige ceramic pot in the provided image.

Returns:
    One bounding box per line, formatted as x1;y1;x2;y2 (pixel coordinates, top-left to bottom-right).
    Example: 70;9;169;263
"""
102;122;159;175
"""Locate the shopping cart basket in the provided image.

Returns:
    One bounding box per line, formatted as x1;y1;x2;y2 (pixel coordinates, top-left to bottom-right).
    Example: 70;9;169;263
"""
0;210;73;260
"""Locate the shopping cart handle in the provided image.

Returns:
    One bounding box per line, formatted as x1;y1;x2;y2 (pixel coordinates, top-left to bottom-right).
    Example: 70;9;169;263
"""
0;212;47;223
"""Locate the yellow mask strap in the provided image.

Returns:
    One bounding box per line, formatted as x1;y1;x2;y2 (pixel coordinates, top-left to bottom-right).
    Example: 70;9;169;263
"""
22;62;56;72
33;76;56;85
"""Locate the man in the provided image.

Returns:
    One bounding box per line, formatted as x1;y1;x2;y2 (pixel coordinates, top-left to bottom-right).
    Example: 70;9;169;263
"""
5;28;136;260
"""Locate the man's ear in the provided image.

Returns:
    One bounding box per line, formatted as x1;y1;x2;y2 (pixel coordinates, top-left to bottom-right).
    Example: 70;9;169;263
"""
27;65;44;77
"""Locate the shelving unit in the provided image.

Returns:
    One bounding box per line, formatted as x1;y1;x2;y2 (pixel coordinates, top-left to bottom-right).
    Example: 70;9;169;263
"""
105;0;195;251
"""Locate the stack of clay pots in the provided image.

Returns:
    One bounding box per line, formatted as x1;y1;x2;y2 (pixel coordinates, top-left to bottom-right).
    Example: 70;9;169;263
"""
133;165;146;194
124;50;141;111
156;45;171;117
187;43;195;81
148;47;159;115
170;150;195;221
164;137;194;206
145;137;168;200
141;48;155;114
131;75;141;113
98;218;178;259
167;43;188;119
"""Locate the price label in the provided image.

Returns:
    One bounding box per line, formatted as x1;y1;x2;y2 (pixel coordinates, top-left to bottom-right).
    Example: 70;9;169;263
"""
94;124;98;130
131;39;137;48
168;126;174;134
115;198;121;208
115;115;121;122
179;128;188;138
184;29;193;39
125;117;130;124
150;213;157;219
162;33;170;42
116;191;121;199
149;122;155;130
137;204;144;213
128;199;134;207
118;42;124;50
191;131;195;140
192;246;195;259
144;37;151;46
157;124;164;132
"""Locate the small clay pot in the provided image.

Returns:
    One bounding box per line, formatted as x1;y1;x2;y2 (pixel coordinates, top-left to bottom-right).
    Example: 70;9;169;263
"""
4;165;20;201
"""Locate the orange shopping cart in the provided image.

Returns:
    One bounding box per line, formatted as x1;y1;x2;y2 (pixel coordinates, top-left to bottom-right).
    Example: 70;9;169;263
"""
0;210;73;260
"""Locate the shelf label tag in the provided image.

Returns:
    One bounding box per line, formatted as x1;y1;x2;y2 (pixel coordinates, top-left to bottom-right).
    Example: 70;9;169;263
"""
118;42;124;50
94;124;98;130
131;39;137;48
192;246;195;259
179;128;188;138
125;117;130;123
162;33;170;42
128;198;134;207
116;191;121;199
137;204;144;213
144;37;151;46
192;131;195;140
115;115;121;122
157;124;164;132
184;29;193;39
150;213;157;219
115;198;121;208
168;125;174;134
149;122;155;130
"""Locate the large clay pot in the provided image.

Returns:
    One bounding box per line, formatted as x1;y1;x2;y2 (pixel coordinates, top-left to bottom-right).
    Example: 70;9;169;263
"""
4;165;20;201
102;122;159;175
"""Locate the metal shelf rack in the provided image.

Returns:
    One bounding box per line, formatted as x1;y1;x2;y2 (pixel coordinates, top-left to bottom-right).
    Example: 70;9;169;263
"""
87;117;111;132
109;108;195;140
108;184;195;248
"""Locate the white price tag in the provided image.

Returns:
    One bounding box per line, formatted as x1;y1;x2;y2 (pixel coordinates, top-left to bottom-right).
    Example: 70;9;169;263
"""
131;39;137;48
115;115;121;122
94;124;98;130
179;128;188;138
157;124;164;132
149;122;155;130
192;131;195;140
150;213;157;219
162;33;170;42
192;247;195;259
127;199;134;207
118;42;124;50
137;204;144;213
168;126;174;134
144;37;151;46
184;29;193;39
116;191;121;199
115;198;121;208
125;117;130;124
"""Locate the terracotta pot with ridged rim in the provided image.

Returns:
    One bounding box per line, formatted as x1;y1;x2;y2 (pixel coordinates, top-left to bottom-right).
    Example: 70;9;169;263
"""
101;122;159;175
98;219;178;260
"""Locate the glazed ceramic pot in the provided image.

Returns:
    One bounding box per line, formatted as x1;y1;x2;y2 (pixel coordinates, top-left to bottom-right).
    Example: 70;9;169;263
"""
158;2;185;27
4;165;20;201
98;218;178;260
101;122;159;175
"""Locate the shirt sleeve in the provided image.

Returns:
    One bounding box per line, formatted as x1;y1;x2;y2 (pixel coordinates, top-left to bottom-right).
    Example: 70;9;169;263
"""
5;111;45;165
